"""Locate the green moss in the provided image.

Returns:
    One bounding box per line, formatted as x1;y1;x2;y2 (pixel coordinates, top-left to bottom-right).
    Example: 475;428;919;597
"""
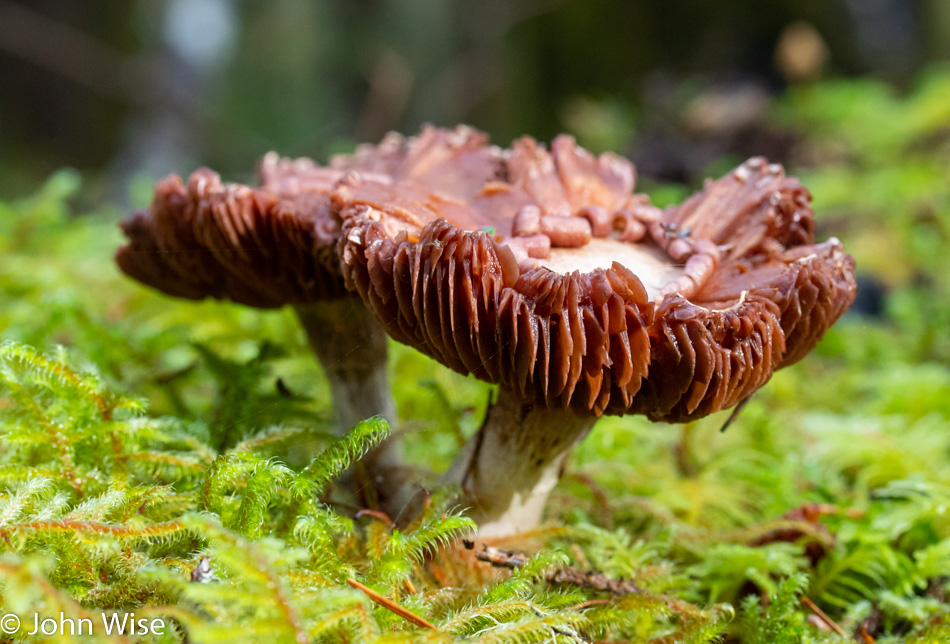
2;67;950;642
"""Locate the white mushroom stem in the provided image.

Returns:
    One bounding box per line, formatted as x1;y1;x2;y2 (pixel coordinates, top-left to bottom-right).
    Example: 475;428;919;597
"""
444;387;597;537
294;298;411;515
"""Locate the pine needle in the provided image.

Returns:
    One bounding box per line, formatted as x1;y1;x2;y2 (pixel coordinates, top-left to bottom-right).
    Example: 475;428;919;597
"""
800;596;847;637
346;577;440;631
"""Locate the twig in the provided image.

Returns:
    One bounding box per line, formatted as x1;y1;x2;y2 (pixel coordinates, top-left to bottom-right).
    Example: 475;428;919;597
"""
466;541;643;597
346;578;439;631
801;596;847;637
569;599;610;611
466;541;528;569
355;509;395;528
546;568;643;596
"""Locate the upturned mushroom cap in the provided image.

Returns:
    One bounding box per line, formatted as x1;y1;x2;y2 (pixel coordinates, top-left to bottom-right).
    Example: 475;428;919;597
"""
117;166;349;307
116;126;500;309
336;131;857;422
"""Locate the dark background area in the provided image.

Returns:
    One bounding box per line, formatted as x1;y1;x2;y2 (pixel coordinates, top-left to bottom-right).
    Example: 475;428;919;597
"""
1;0;947;202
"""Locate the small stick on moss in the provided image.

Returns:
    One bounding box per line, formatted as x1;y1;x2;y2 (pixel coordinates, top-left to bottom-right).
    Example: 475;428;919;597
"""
801;596;847;637
465;540;528;569
546;567;643;596
346;578;439;631
569;599;610;611
355;509;395;528
466;541;643;596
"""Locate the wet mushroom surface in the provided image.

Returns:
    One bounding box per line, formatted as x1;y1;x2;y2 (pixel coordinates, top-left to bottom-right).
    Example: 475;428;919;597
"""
335;126;857;535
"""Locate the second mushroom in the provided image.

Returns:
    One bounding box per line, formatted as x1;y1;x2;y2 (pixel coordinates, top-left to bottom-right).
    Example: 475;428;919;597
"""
115;127;465;515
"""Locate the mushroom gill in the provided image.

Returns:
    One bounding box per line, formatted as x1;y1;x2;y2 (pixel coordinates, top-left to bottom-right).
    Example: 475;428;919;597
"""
117;168;348;307
336;130;857;536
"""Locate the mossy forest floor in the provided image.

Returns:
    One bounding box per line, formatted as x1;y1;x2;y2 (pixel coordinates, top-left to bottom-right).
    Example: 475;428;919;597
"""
1;68;950;642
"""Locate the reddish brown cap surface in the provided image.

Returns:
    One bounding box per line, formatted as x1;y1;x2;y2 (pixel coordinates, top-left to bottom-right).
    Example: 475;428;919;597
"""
337;132;857;422
116;126;497;308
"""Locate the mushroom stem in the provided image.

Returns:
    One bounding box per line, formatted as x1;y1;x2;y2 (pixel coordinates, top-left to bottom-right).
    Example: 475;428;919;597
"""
294;298;410;514
444;387;597;537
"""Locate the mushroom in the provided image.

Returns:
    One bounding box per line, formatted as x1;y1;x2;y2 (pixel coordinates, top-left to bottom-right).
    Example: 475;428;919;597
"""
114;130;453;513
335;132;857;537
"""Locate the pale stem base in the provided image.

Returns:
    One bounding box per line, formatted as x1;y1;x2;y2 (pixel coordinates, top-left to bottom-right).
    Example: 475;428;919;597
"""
444;387;597;538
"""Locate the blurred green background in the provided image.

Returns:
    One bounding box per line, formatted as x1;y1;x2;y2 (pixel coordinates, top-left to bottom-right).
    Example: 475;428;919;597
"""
1;0;948;195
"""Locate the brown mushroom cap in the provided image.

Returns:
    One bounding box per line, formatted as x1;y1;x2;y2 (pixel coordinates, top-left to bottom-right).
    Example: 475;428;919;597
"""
337;132;857;422
116;125;498;308
117;167;348;307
